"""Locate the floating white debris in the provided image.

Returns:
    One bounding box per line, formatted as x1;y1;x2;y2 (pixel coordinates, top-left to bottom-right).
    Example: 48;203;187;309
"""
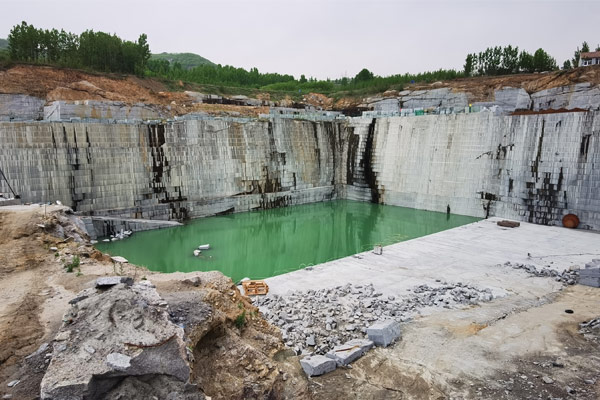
193;249;201;257
111;256;128;263
103;239;110;242
198;244;210;250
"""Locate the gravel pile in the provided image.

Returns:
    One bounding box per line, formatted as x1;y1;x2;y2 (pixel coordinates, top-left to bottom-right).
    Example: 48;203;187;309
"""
500;261;579;285
579;317;600;343
254;282;494;355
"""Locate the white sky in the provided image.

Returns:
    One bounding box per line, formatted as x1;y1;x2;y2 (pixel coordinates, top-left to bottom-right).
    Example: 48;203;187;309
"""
1;0;598;79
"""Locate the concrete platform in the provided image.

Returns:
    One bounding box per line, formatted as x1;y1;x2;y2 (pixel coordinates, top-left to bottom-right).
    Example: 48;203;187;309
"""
265;217;600;299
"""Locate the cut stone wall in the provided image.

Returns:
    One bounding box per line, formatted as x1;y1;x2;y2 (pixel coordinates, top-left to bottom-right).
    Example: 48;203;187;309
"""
1;111;599;230
344;111;600;230
0;119;348;220
44;100;166;121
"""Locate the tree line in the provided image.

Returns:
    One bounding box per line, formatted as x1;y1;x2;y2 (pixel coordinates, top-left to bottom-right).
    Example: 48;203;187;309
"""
7;21;150;74
4;21;598;96
463;45;557;76
464;42;600;77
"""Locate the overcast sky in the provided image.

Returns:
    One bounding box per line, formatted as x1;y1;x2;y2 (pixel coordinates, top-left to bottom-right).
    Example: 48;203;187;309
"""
1;0;598;79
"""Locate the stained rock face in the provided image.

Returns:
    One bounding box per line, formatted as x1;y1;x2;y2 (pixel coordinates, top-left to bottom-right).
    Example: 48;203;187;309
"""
0;93;44;121
40;281;199;400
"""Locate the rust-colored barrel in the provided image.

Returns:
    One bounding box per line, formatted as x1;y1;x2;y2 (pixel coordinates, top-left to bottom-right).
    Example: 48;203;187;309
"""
562;214;580;229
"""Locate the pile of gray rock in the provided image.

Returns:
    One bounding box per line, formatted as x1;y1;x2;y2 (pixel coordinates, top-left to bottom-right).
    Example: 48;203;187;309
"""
579;317;600;343
500;261;579;285
254;281;494;356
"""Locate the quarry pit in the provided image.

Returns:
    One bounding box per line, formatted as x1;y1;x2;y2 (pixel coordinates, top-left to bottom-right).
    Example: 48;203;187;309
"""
0;65;599;399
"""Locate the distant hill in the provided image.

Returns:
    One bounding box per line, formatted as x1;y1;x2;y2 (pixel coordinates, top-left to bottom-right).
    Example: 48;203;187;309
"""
151;52;215;69
0;38;8;49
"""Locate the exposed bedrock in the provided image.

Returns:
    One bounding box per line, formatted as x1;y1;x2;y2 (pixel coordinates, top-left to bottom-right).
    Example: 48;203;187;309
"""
0;118;348;220
1;110;599;230
345;111;600;230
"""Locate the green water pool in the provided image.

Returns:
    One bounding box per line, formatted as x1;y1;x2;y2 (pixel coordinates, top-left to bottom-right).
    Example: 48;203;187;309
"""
95;200;479;282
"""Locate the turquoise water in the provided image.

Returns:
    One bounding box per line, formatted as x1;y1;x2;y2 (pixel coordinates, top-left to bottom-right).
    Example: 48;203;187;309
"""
96;200;479;282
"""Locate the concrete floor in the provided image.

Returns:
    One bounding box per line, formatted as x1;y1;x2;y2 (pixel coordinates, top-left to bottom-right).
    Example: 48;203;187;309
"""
265;217;600;299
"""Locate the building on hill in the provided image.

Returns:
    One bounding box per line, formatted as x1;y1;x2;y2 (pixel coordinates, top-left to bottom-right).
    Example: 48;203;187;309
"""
579;51;600;67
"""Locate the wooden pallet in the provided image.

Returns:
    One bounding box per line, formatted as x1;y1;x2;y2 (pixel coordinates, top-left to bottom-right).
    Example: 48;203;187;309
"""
242;280;269;296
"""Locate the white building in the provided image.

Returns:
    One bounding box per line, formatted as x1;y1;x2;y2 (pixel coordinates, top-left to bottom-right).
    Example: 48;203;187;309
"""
579;51;600;67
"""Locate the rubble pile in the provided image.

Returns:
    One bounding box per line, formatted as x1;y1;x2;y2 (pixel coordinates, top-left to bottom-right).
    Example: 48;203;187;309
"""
579;317;600;343
500;261;579;285
254;282;494;355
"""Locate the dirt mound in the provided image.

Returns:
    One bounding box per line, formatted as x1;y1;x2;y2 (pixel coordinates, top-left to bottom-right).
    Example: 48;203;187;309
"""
406;66;600;102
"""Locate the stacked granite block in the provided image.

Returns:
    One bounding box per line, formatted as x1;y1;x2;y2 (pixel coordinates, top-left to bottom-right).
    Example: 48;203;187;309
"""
580;259;600;288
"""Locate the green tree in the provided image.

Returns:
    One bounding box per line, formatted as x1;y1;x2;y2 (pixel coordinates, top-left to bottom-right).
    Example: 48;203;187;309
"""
532;48;557;72
354;68;374;82
519;50;534;73
464;53;474;76
562;60;572;70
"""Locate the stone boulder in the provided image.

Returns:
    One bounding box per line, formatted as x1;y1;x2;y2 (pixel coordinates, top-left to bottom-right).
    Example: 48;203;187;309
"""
40;280;198;399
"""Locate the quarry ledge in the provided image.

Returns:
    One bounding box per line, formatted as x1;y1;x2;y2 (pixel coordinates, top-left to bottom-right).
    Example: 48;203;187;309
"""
263;217;600;297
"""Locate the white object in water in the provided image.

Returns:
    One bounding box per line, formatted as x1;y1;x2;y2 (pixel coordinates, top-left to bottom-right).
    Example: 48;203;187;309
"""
193;249;201;257
198;244;210;250
111;256;128;263
103;239;110;242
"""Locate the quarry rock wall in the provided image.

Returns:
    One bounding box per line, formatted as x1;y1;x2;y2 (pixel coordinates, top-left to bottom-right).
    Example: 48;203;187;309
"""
1;111;599;230
344;111;600;230
0;119;348;219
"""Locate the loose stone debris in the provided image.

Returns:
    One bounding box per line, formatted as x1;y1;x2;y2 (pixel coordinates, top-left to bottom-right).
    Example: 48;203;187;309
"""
579;317;600;344
499;261;580;285
254;281;495;357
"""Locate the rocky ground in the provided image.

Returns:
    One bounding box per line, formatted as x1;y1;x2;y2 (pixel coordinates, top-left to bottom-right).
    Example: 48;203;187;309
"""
0;206;309;400
0;205;599;399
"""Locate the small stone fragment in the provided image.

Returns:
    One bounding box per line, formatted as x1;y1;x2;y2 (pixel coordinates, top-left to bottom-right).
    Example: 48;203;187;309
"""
7;380;20;388
542;376;554;384
106;352;131;371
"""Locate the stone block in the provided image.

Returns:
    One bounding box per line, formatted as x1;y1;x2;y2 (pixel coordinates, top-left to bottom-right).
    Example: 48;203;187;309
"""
579;276;600;288
366;320;401;347
326;338;373;366
96;276;134;288
299;355;336;377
